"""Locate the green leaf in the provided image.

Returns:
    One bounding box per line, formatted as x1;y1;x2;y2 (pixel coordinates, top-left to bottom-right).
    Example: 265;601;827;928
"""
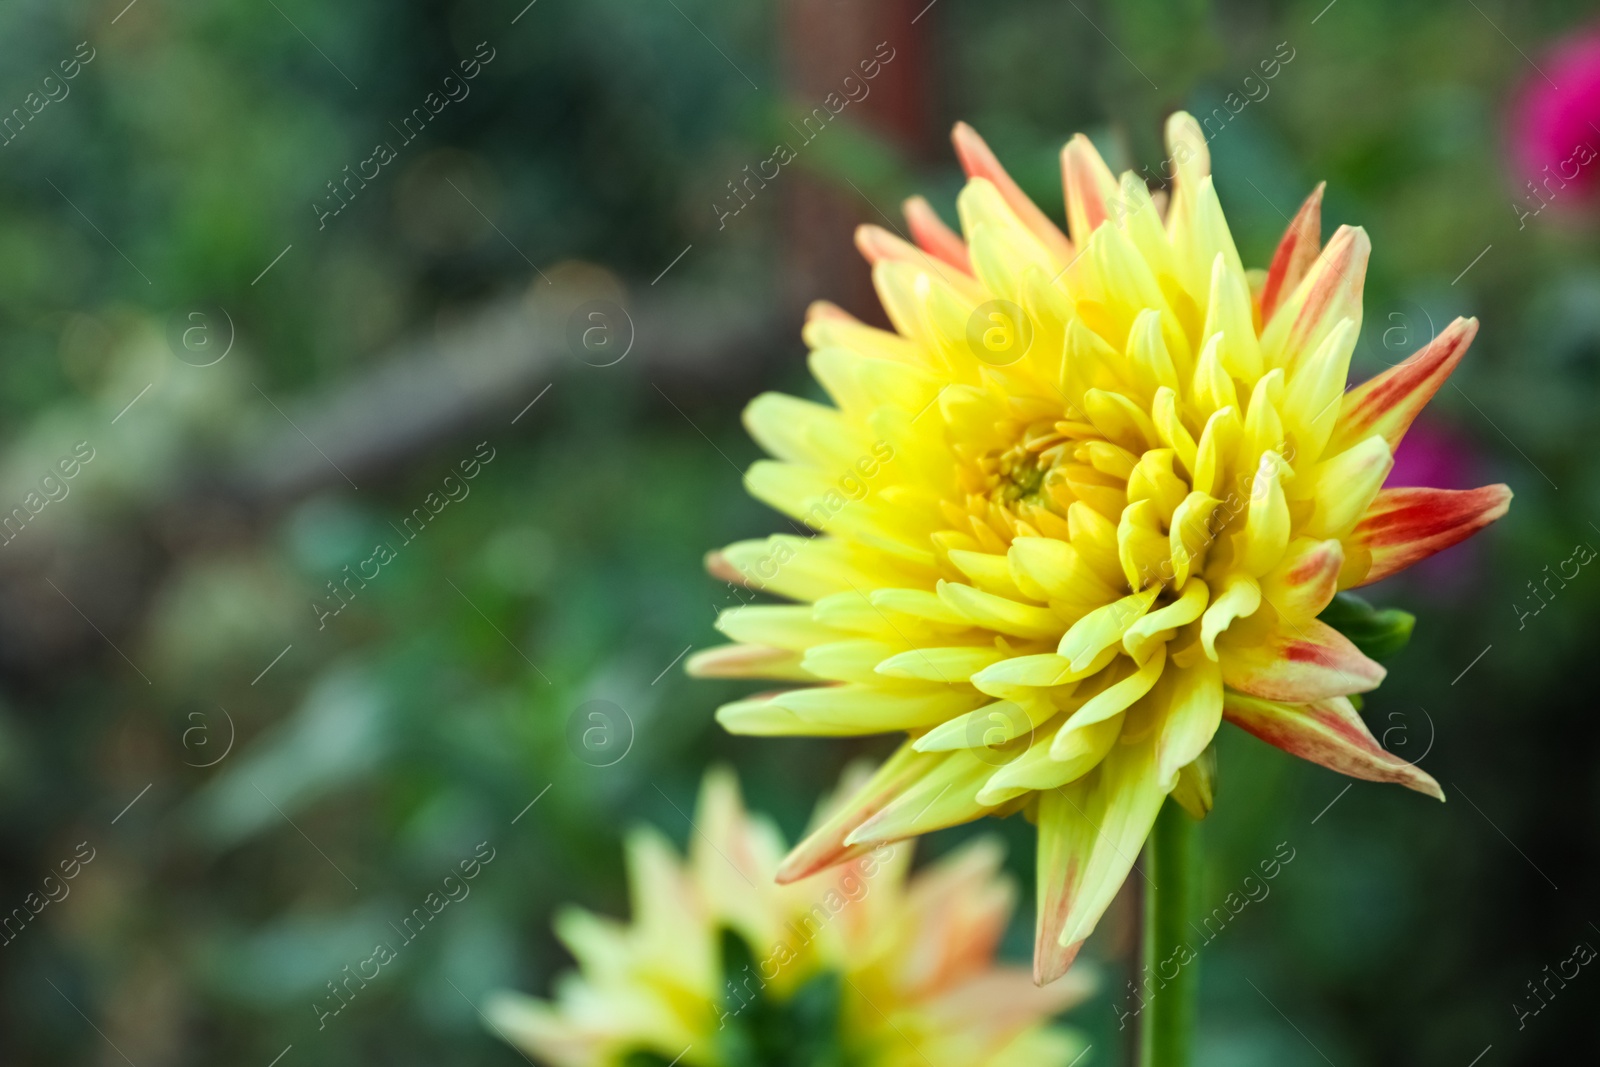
712;926;854;1067
1317;592;1415;662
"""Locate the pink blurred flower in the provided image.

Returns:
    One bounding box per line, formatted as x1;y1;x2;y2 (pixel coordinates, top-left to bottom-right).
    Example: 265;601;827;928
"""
1382;416;1485;596
1512;28;1600;206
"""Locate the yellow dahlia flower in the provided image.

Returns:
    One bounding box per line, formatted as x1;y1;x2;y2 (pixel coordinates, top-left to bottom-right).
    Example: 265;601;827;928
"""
486;769;1089;1067
689;113;1511;983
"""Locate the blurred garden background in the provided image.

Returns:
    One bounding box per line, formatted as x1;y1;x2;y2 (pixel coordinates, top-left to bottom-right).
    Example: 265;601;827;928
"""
1;0;1598;1063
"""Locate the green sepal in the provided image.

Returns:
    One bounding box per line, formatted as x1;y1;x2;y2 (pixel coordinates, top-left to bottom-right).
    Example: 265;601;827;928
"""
1317;591;1415;662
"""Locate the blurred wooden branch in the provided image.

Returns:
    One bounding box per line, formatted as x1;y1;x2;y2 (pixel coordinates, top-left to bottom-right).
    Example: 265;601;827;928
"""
233;275;785;501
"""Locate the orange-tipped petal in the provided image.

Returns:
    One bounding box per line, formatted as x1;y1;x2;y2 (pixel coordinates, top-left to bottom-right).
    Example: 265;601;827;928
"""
1224;692;1444;800
805;298;857;325
951;122;1074;263
1259;538;1345;622
1033;736;1164;984
1259;182;1324;325
1260;224;1370;371
1347;484;1513;587
777;740;934;883
684;643;810;680
904;195;973;273
1060;133;1120;245
844;751;997;847
1330;317;1479;455
1218;616;1385;702
1033;788;1088;985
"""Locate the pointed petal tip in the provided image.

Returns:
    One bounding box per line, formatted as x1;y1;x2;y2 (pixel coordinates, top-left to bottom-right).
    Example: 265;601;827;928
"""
1033;938;1083;987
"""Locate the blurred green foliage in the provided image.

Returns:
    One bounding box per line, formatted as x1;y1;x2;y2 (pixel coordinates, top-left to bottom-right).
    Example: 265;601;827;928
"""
2;0;1599;1065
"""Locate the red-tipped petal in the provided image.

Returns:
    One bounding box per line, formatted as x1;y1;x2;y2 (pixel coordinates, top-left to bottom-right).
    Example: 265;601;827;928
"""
776;740;933;883
1259;182;1324;325
685;643;810;680
1348;484;1513;587
1331;317;1479;455
1219;616;1385;702
904;195;973;273
1060;133;1119;246
805;299;857;325
1261;225;1370;369
1260;538;1345;622
1224;692;1444;800
1033;788;1087;986
1032;737;1165;985
951;122;1074;263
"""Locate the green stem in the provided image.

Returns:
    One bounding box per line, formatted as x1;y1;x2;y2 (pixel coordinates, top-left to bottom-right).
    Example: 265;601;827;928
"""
1138;799;1200;1067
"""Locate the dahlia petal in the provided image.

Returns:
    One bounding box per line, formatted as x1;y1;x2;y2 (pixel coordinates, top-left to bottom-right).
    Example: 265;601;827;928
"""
961;191;1058;300
1260;225;1370;372
1202;253;1264;383
777;740;935;882
870;588;976;629
951;122;1074;263
1347;484;1513;587
1156;658;1224;786
1168;490;1222;587
948;548;1030;599
1032;787;1090;985
717;693;875;736
915;693;1057;753
1238;452;1291;576
844;751;999;848
685;643;811;680
802;300;923;365
1118;173;1182;301
716;535;889;601
1281;317;1358;463
876;644;1010;683
1218;616;1385;701
1241;369;1286;470
1123;578;1210;662
903;194;974;273
972;653;1087;689
1152;391;1199;484
771;683;984;732
1127;448;1188;519
939;580;1064;639
1057;587;1160;669
1174;178;1247;310
1051;645;1166;755
977;718;1112;810
1259;538;1344;621
1118;498;1170;590
803;640;904;683
1224;692;1444;800
1167;745;1216;819
1331;316;1479;454
809;346;942;418
713;604;840;650
742;391;863;470
1259;182;1325;325
1048;733;1167;954
1191;334;1240;420
1191;404;1240;497
1304;434;1393;540
1061;133;1121;245
1199;573;1261;660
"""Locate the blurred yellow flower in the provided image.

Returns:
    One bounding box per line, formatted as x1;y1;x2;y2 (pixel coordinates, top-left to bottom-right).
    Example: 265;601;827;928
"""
486;768;1089;1067
690;113;1511;983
